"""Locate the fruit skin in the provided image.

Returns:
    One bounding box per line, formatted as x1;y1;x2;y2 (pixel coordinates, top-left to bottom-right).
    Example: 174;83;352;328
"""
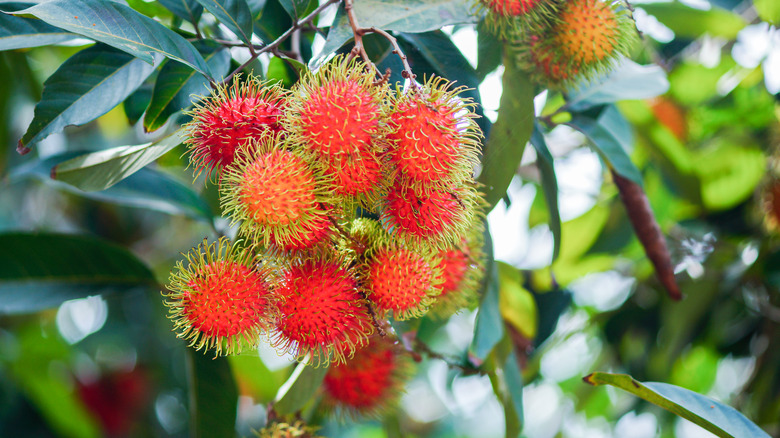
184;76;287;180
322;332;412;418
219;133;334;249
480;0;563;36
386;76;481;193
284;56;390;209
164;238;274;356
254;421;323;438
271;256;374;366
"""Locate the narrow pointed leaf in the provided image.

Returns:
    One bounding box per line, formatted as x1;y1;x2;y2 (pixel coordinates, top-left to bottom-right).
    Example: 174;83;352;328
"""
187;350;238;438
51;130;185;191
0;233;156;314
472;258;503;360
144;41;231;132
274;361;329;415
0;2;76;50
18;44;156;152
15;0;212;77
158;0;204;23
194;0;254;44
478;49;535;211
529;122;561;261
485;336;524;438
584;372;771;438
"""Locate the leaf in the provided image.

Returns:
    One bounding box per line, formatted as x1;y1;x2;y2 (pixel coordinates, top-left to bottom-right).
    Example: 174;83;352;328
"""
123;83;152;125
187;350;238;438
254;0;291;43
476;19;502;80
320;0;474;60
194;0;254;44
471;256;503;360
274;361;329;415
639;3;747;40
566;59;670;112
497;261;537;340
485;336;524;438
158;0;204;23
51;130;185;191
144;41;231;132
278;0;311;19
568;105;643;187
529;122;560;261
10;151;214;221
0;3;76;51
15;0;212;77
583;372;771;438
18;43;156;152
754;0;780;25
0;233;156;314
478;48;535;212
694;142;766;211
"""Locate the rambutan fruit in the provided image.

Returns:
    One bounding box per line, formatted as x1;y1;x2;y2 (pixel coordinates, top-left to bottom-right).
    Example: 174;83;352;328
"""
528;35;579;85
386;77;481;191
480;0;562;36
271;257;374;366
322;333;412;418
267;203;335;253
184;76;286;179
220;133;333;248
254;421;323;438
164;238;274;356
284;56;389;207
382;176;481;250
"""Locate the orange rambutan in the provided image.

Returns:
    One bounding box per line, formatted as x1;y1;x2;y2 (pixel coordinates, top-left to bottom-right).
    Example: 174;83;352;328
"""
220;133;332;247
322;333;412;418
184;77;286;179
387;77;481;191
284;57;389;207
271;257;374;365
164;238;274;356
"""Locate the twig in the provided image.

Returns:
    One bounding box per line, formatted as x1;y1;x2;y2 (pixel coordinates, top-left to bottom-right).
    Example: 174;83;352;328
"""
412;338;483;375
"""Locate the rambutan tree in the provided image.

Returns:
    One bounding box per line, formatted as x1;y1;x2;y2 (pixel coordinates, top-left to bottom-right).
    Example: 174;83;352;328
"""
0;0;778;437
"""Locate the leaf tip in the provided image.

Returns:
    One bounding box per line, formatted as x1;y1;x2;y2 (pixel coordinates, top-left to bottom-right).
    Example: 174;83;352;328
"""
16;140;31;155
50;165;58;180
582;373;597;386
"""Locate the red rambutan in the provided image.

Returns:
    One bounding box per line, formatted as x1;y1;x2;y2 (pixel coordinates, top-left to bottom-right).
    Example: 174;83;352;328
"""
164;238;274;356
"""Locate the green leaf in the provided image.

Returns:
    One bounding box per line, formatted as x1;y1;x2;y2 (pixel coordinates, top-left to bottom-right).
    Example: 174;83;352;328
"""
158;0;204;23
568;105;643;187
194;0;254;44
476;19;502;80
485;336;524;438
529;122;560;261
16;0;213;77
18;43;156;151
123;83;152;125
51;130;184;191
0;233;156;314
278;0;312;19
755;0;780;25
471;257;503;360
274;361;329;415
497;261;537;340
566;59;669;112
639;3;747;40
320;0;474;59
254;0;292;43
187;350;238;438
144;41;231;132
11;151;214;221
478;48;535;212
584;372;771;438
694;142;766;211
0;3;76;50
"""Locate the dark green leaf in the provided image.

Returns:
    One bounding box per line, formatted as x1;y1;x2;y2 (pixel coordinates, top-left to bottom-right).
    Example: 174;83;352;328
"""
478;49;535;212
278;0;311;19
194;0;254;44
321;0;473;58
584;372;771;438
274;362;329;415
568;105;642;187
471;256;503;360
566;59;669;112
529;122;560;261
144;41;231;132
476;19;502;80
10;151;214;221
0;3;75;50
253;0;291;43
52;130;185;191
15;0;213;77
0;233;156;314
158;0;204;23
18;44;155;151
639;3;746;39
187;350;238;438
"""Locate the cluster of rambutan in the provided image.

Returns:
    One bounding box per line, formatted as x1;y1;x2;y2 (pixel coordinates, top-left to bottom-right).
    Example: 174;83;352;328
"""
163;56;487;416
480;0;637;87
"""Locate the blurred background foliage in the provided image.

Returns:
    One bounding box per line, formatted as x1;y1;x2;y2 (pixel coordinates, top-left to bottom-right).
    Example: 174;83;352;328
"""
0;0;779;437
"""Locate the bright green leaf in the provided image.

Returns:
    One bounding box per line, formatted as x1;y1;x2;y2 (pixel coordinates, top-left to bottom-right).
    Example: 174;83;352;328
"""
0;233;157;314
0;2;76;50
194;0;254;44
695;142;766;211
144;41;231;132
497;261;537;340
639;3;747;40
755;0;780;25
187;350;238;438
18;43;155;151
274;361;329;415
15;0;213;77
478;49;535;211
158;0;204;23
530;122;560;261
584;372;771;438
